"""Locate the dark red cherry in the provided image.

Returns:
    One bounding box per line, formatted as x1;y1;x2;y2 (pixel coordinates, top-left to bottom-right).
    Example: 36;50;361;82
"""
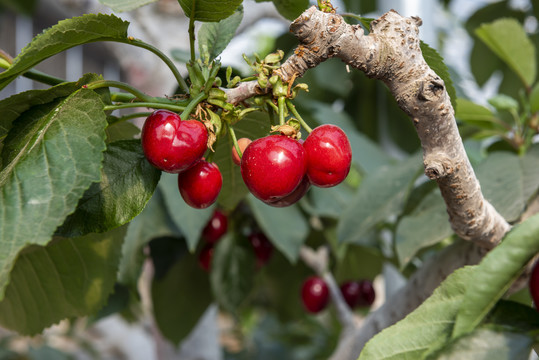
248;232;273;266
202;210;228;243
198;243;214;271
339;281;362;308
303;124;351;187
358;280;376;307
265;176;310;207
178;160;222;209
301;276;330;313
141;110;208;173
529;260;539;309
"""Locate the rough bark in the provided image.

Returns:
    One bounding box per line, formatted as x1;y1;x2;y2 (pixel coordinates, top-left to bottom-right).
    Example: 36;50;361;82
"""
225;6;513;359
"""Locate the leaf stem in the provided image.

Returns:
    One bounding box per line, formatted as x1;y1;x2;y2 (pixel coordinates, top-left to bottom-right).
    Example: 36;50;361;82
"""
86;80;154;102
117;38;189;94
277;96;286;126
180;92;207;120
0;57;67;86
108;111;152;125
104;102;185;113
286;99;312;133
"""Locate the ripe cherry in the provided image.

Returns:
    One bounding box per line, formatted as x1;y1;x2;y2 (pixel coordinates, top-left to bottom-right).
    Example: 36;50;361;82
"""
340;281;362;308
198;243;214;271
178;160;222;209
265;176;310;207
529;260;539;309
202;210;228;243
303;124;352;187
357;280;376;307
241;135;306;202
248;232;273;266
232;138;252;166
141;110;208;173
301;276;330;313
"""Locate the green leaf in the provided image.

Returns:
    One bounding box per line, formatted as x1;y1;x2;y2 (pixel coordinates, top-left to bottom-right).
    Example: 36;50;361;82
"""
0;226;126;335
198;6;243;61
98;0;157;12
488;94;519;112
210;234;256;312
452;212;539;338
256;0;309;21
105;120;140;142
0;14;129;91
455;98;503;130
486;300;539;333
395;189;453;267
359;266;476;360
151;250;212;344
426;328;533;360
57;140;161;237
420;41;457;110
0;75;97;140
247;194;309;262
338;153;422;245
159;173;215;251
215;112;269;211
301;183;357;219
530;83;539;113
475;18;536;86
0;89;107;300
178;0;243;22
117;189;179;287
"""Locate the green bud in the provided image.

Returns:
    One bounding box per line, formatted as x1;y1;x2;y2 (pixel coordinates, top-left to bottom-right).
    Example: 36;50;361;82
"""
264;50;284;64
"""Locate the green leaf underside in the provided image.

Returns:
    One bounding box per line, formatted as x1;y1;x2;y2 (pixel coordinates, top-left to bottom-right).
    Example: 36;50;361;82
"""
57;139;161;237
211;234;256;312
420;41;457;110
256;0;309;21
159;173;214;252
453;212;539;338
151;251;212;344
98;0;157;12
247;194;309;262
0;14;129;91
0;74;97;140
198;6;243;61
178;0;243;22
0;226;126;335
0;89;107;300
359;266;476;360
338;153;423;245
117;188;179;287
396;189;453;267
475;18;536;86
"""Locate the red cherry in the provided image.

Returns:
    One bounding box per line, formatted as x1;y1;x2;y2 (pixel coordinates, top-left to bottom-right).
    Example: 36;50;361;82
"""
178;160;222;209
232;138;252;166
339;281;362;308
248;232;273;266
241;135;306;202
265;176;310;207
202;210;228;244
198;243;214;271
358;280;376;307
303;124;352;187
530;260;539;309
141;110;208;173
301;276;330;313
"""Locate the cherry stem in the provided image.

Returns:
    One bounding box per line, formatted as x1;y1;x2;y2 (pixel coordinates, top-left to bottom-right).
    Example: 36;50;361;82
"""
86;80;154;102
188;11;196;63
286;99;312;133
180;92;207;120
277;96;286;126
228;126;242;160
104;102;186;113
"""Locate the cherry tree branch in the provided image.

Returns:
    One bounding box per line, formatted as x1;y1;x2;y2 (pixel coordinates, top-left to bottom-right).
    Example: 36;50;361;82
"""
226;6;513;359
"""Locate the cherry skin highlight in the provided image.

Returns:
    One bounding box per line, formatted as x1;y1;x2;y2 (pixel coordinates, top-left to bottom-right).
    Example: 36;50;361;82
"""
178;160;222;209
241;135;306;202
141;110;208;173
303;124;352;187
232;138;252;166
202;210;228;244
301;276;330;313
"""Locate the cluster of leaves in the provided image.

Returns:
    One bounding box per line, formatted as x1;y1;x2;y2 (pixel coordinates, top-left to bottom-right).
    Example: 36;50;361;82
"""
0;0;538;358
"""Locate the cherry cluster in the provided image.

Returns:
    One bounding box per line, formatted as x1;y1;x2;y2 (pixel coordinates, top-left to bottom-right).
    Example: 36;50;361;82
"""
197;210;274;271
141;110;222;209
301;276;375;314
235;124;352;207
